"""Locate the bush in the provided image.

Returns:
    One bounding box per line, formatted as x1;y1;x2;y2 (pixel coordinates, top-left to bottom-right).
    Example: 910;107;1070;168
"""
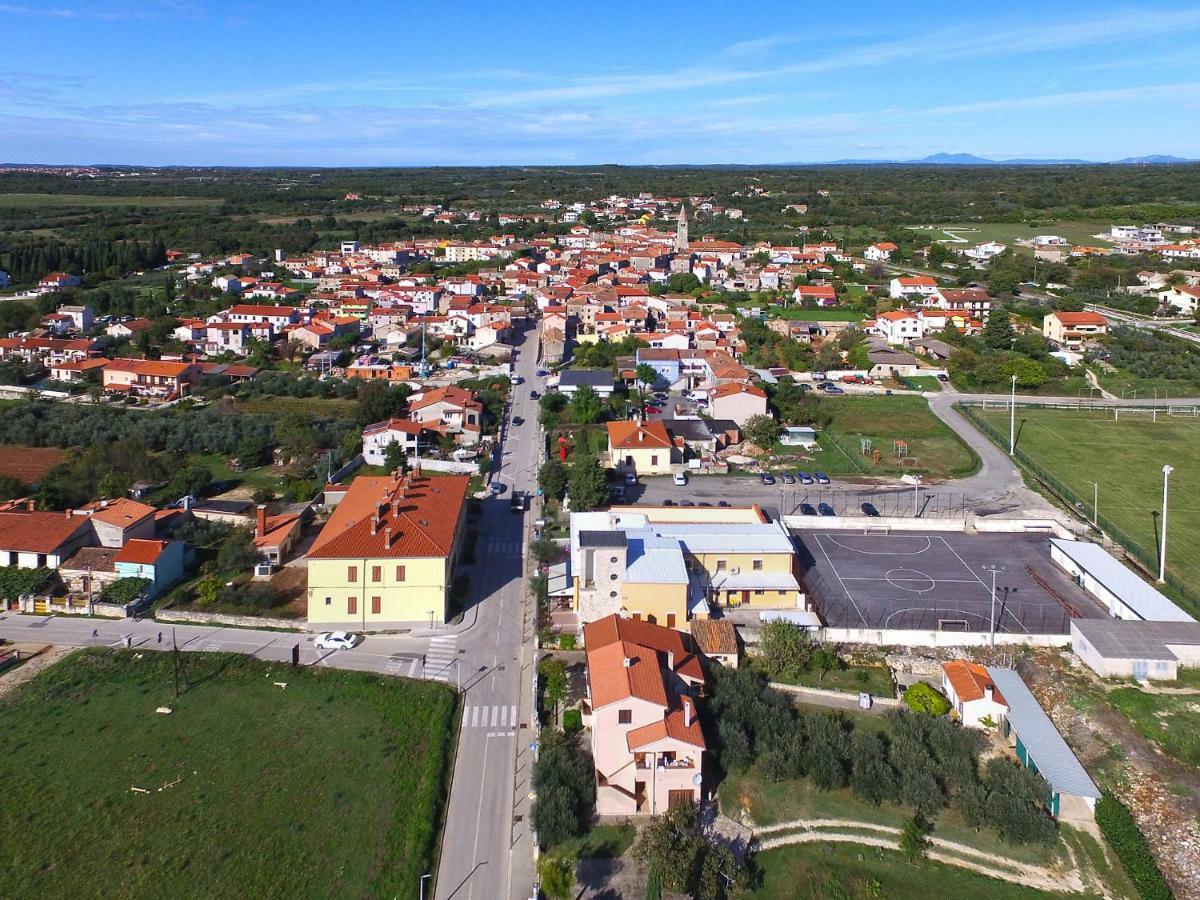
558;634;577;651
902;682;951;716
0;566;53;601
99;577;152;606
562;709;583;734
1096;792;1174;900
531;729;595;849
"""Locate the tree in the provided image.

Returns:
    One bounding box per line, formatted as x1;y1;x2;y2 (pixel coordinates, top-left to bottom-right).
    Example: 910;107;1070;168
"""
982;757;1058;846
216;527;261;572
530;729;595;847
635;363;659;392
540;658;569;722
758;619;813;680
742;413;779;450
236;432;269;468
538;852;576;900
381;440;409;473
849;730;898;806
902;683;951;716
982;307;1015;350
567;452;608;511
538;460;568;501
899;812;932;861
530;537;563;567
567;385;602;425
633;803;747;900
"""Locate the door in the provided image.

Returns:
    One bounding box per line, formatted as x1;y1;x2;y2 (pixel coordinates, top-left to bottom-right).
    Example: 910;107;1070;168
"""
1133;659;1148;680
668;789;695;809
635;781;646;813
740;590;750;606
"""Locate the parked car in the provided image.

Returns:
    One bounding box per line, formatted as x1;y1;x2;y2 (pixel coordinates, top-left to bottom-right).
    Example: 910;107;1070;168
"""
781;473;796;484
536;369;550;377
510;491;528;512
815;472;830;485
489;482;506;495
662;499;676;506
698;501;712;508
799;502;817;516
314;632;360;651
937;373;949;382
511;374;524;385
861;502;880;517
512;416;524;426
717;500;730;508
679;500;695;507
529;390;540;400
673;472;688;486
822;384;845;395
760;473;776;485
624;472;638;485
797;471;814;485
643;405;662;415
818;502;837;517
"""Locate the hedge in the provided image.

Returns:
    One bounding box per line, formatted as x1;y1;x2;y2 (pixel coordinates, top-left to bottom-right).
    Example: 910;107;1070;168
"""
1096;791;1174;900
0;566;53;601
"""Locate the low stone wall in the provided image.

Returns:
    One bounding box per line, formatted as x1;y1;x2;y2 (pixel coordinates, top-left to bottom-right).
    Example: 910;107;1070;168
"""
770;680;901;707
785;515;968;533
972;516;1076;539
418;458;480;475
822;626;1071;649
155;608;305;631
18;596;133;618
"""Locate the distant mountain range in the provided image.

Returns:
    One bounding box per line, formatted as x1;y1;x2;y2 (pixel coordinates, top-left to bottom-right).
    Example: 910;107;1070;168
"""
819;152;1197;166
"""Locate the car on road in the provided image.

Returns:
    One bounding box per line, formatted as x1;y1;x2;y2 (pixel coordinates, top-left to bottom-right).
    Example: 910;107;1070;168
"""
536;369;550;377
821;384;845;394
672;472;688;486
512;415;524;426
643;405;662;415
861;502;880;517
818;502;836;516
679;500;695;507
797;471;814;485
489;482;506;495
781;473;795;484
511;374;524;385
624;472;638;485
937;373;949;382
314;632;361;651
815;472;830;485
799;502;817;516
760;473;776;485
510;491;528;512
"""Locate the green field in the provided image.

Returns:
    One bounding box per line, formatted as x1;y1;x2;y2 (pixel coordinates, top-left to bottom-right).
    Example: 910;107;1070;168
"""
0;650;457;899
0;192;222;208
751;841;1079;900
821;395;979;478
970;405;1200;607
236;396;359;419
909;220;1113;248
1104;684;1200;768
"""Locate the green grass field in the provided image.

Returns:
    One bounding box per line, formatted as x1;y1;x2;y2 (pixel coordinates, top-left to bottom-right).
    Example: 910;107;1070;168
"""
971;406;1200;602
823;395;979;478
750;841;1078;900
236;396;359;419
0;650;458;899
909;220;1113;248
1104;685;1200;768
0;192;222;208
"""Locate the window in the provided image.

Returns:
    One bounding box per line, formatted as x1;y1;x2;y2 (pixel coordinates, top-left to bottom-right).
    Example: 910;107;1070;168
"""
395;565;406;581
610;556;619;564
610;591;618;598
618;709;632;724
347;565;358;582
610;573;619;581
347;596;357;614
755;590;764;596
325;596;331;606
371;596;381;615
650;454;658;465
666;613;676;628
752;559;763;571
716;560;727;571
371;566;382;583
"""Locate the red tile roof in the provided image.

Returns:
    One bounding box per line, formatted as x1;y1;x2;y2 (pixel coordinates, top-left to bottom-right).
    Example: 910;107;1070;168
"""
607;420;673;451
114;539;169;565
942;660;1006;705
0;510;90;554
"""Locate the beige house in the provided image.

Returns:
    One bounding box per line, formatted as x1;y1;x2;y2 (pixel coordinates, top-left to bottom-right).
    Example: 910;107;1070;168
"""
583;614;706;816
708;382;768;427
607;420;676;476
1042;311;1107;349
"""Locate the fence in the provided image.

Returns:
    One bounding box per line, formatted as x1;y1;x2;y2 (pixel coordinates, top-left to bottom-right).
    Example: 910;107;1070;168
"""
958;404;1200;614
777;488;967;519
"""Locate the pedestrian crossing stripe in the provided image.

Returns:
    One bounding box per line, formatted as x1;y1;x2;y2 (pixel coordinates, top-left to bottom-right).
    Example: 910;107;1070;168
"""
461;704;519;729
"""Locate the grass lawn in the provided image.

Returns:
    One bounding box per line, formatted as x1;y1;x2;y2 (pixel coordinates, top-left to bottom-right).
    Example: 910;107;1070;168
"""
751;841;1077;900
970;405;1200;606
951;374;1094;397
771;307;866;322
768;664;895;698
0;649;457;899
236;395;359;418
902;375;944;391
909;220;1112;248
551;822;636;859
1104;686;1200;768
1087;365;1200;400
190;452;289;493
0;192;222;208
823;395;979;478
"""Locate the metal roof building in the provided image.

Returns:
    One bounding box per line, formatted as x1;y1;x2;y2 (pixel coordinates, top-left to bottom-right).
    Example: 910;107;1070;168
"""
1049;538;1193;622
987;667;1100;819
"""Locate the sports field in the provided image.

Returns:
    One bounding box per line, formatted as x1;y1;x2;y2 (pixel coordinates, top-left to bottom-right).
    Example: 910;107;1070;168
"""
971;405;1200;607
908;220;1112;248
0;650;458;899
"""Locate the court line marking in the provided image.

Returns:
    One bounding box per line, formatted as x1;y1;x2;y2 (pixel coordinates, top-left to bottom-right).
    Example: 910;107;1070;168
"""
935;536;1031;634
814;534;868;627
823;534;933;556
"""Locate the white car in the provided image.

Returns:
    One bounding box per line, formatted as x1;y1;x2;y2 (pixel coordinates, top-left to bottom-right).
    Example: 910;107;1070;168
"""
673;472;688;486
314;631;361;651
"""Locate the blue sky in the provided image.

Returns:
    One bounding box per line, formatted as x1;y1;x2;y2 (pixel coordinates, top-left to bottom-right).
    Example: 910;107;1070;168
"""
3;1;1200;165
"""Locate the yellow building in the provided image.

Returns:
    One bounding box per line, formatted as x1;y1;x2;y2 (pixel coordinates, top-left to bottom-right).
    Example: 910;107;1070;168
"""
306;471;468;628
607;420;676;476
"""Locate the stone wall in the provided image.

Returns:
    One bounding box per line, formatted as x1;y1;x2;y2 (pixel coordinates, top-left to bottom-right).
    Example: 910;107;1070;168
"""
156;608;305;631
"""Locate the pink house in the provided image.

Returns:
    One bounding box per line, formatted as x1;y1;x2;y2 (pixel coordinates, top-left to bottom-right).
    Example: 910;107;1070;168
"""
582;615;706;816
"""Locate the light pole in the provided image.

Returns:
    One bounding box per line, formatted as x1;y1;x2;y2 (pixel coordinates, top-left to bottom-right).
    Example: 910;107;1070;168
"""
983;564;1004;648
911;475;922;517
1086;480;1098;528
1008;373;1017;455
1159;464;1173;582
420;873;431;900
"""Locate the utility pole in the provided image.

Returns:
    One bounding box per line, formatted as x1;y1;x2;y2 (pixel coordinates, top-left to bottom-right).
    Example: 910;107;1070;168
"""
983;565;1004;648
1086;480;1098;528
1008;373;1017;455
1159;464;1174;582
911;475;922;517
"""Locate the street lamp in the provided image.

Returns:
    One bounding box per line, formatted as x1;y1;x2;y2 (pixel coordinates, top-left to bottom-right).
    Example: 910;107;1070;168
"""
1159;464;1174;582
1085;480;1098;528
420;873;432;900
911;475;923;517
982;564;1005;648
1008;373;1017;455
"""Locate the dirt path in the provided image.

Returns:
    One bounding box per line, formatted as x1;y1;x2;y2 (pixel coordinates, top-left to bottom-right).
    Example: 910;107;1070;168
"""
750;816;1082;893
0;645;75;700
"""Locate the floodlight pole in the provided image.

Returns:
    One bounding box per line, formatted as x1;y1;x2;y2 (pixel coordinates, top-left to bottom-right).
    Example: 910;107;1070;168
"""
983;564;1004;648
911;475;922;516
1159;464;1173;582
1086;480;1099;528
1008;374;1017;455
420;873;431;900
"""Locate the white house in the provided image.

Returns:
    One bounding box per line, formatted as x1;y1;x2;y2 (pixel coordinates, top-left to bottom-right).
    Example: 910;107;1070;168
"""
361;418;431;465
941;660;1009;729
889;275;939;299
865;242;898;262
875;309;924;344
1158;284;1200;315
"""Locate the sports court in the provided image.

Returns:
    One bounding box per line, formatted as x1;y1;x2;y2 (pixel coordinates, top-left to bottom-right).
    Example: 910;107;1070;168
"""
795;530;1108;634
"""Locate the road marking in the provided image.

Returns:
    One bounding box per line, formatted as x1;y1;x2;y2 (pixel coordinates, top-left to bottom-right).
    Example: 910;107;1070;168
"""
203;641;222;652
510;705;517;726
471;705;480;728
491;705;499;727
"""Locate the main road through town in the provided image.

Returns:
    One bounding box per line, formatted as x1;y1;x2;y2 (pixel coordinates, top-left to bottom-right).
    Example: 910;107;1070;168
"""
0;325;545;900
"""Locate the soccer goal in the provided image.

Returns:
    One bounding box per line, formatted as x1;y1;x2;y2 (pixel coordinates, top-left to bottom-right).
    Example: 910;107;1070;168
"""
937;619;970;632
864;524;891;536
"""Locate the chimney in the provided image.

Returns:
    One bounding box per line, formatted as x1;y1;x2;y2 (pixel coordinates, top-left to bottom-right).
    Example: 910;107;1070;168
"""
984;684;994;702
370;515;379;536
683;698;692;728
384;525;392;546
26;498;35;512
256;504;268;539
623;657;633;669
666;650;675;671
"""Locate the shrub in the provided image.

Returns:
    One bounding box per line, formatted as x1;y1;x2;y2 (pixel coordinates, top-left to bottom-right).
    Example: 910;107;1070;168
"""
562;709;583;734
558;634;577;651
99;577;152;606
1096;791;1174;900
902;682;951;716
531;729;595;848
0;566;53;601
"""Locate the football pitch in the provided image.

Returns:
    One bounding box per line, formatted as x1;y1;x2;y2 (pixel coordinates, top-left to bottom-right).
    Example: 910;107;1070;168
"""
971;405;1200;610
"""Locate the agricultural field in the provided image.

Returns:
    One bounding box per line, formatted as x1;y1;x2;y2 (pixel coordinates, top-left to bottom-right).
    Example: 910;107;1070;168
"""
970;405;1200;607
0;649;458;899
0;192;223;209
0;444;67;486
816;395;979;479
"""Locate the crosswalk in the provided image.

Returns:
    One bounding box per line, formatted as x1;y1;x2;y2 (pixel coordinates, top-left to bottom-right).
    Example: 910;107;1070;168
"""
461;703;519;737
425;634;458;682
485;539;524;557
385;656;422;678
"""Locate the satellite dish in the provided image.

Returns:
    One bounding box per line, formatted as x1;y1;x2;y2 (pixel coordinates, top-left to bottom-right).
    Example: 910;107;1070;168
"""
692;773;703;787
